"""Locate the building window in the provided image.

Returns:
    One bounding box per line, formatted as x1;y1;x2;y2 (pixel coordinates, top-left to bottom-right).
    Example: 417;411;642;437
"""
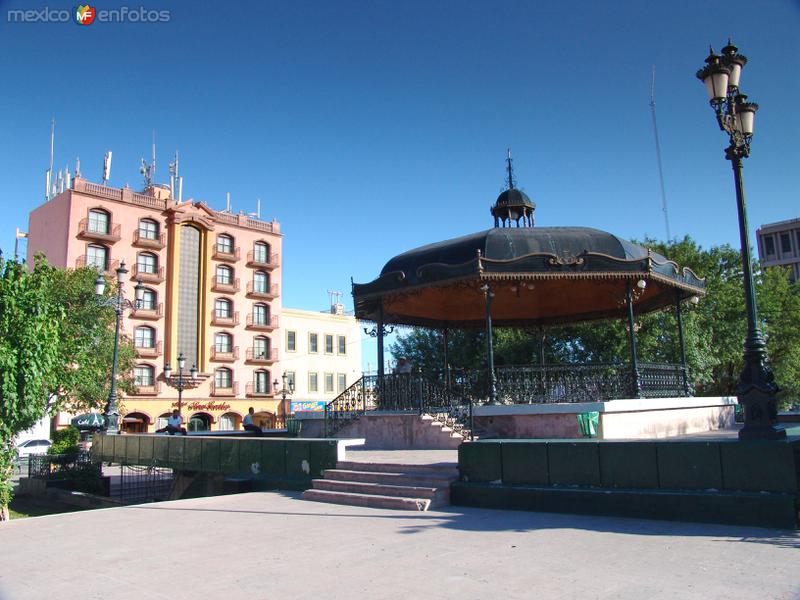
215;368;232;389
337;373;347;392
253;271;269;293
216;265;233;285
337;335;346;355
253;303;269;325
188;414;211;432
218;413;236;431
324;372;334;393
286;371;296;391
254;336;270;359
139;219;158;240
254;241;270;263
217;234;234;254
215;298;233;318
134;365;154;387
780;233;792;255
308;372;318;393
140;288;157;311
134;326;155;348
88;209;110;234
215;332;232;353
309;333;318;353
137;252;157;274
255;370;270;393
287;330;297;352
86;244;108;270
325;334;334;354
765;236;776;256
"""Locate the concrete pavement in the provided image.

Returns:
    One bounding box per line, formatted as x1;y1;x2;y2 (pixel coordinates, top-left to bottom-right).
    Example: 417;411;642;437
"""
1;491;798;600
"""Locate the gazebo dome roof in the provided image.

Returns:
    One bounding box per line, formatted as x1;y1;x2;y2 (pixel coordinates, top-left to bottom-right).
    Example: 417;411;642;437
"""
493;188;535;210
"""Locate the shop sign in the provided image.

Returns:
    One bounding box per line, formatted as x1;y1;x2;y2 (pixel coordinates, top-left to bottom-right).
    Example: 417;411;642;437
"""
291;400;326;412
71;413;106;430
171;401;232;412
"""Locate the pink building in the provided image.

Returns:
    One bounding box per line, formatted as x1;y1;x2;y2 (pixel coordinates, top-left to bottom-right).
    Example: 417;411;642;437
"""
27;177;285;433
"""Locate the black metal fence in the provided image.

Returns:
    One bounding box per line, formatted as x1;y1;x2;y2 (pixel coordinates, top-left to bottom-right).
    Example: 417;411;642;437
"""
115;464;173;504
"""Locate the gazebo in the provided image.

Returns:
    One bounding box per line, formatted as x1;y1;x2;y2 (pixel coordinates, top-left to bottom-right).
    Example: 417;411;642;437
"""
337;154;706;437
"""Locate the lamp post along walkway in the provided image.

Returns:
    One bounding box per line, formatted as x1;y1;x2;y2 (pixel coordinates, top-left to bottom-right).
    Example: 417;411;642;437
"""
95;261;145;435
696;40;785;440
164;353;198;422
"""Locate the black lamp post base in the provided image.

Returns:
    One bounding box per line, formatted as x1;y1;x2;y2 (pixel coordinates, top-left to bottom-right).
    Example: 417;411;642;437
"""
738;423;787;441
737;388;786;441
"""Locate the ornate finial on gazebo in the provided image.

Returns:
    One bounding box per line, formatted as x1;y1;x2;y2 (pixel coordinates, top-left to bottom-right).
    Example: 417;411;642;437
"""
491;149;536;228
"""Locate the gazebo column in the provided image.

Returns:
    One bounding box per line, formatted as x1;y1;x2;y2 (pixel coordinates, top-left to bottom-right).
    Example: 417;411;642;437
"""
442;328;450;391
376;303;385;381
481;283;498;404
675;290;691;397
625;282;643;398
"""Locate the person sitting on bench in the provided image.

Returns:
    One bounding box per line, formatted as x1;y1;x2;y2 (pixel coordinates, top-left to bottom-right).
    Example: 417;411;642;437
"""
243;407;261;433
157;409;187;435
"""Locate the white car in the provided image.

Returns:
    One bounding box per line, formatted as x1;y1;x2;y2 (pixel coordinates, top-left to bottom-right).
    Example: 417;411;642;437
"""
15;439;52;459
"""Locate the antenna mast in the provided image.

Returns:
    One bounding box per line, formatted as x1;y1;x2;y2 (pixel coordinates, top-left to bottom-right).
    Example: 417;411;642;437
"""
45;119;55;201
650;66;672;241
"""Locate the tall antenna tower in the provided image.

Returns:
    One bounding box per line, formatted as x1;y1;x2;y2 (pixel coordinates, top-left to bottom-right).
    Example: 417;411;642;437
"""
650;66;672;241
45;119;55;201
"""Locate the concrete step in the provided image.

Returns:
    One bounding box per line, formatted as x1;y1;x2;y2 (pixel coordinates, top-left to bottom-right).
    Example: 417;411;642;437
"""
302;489;431;511
311;479;450;507
322;469;455;488
336;461;459;477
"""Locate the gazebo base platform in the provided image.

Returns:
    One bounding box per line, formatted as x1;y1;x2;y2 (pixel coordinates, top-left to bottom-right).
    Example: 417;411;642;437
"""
475;396;737;440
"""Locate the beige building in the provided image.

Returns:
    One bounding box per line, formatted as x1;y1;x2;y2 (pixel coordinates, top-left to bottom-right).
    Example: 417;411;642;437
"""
27;177;286;432
757;218;800;282
279;306;363;412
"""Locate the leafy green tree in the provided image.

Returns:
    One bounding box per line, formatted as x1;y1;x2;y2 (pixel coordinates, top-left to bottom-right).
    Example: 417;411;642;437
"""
0;257;63;521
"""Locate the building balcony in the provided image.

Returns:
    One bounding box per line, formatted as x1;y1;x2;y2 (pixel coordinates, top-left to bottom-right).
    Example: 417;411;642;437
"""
129;382;162;396
75;255;120;274
211;277;240;293
132;230;166;249
132;265;165;283
210;381;238;397
245;347;278;364
131;303;164;320
246;282;279;299
246;251;279;270
211;311;240;328
135;341;163;358
77;219;121;243
246;382;273;397
212;247;241;263
245;314;279;331
210;346;239;362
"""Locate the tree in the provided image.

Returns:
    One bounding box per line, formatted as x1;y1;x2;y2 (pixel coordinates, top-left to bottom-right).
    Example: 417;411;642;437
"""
0;257;135;521
390;236;800;407
0;257;63;521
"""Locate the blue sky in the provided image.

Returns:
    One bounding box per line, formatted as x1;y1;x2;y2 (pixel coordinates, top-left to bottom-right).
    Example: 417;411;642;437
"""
1;0;799;367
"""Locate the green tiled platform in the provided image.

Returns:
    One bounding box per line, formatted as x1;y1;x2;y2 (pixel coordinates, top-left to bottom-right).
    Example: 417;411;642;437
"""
454;437;800;529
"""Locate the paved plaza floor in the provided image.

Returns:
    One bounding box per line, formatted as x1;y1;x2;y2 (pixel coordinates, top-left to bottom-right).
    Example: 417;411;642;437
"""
1;490;798;600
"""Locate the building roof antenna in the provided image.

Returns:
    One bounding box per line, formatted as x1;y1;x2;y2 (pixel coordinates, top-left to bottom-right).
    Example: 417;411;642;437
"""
650;66;672;241
45;118;55;201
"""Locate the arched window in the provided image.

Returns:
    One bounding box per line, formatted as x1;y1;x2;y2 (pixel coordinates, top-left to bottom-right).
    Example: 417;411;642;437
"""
253;241;270;264
218;412;239;431
255;370;270;394
217;234;234;254
253;270;269;293
188;413;211;432
215;367;232;389
254;336;270;359
215;298;233;318
156;412;171;431
140;288;157;311
215;332;233;353
137;252;158;274
134;326;155;348
88;209;110;234
86;244;108;270
134;364;154;386
216;265;233;285
253;303;269;325
138;219;159;240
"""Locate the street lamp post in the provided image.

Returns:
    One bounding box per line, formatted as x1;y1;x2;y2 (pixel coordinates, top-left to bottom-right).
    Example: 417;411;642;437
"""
273;372;295;428
696;41;785;440
164;353;198;422
95;261;145;435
